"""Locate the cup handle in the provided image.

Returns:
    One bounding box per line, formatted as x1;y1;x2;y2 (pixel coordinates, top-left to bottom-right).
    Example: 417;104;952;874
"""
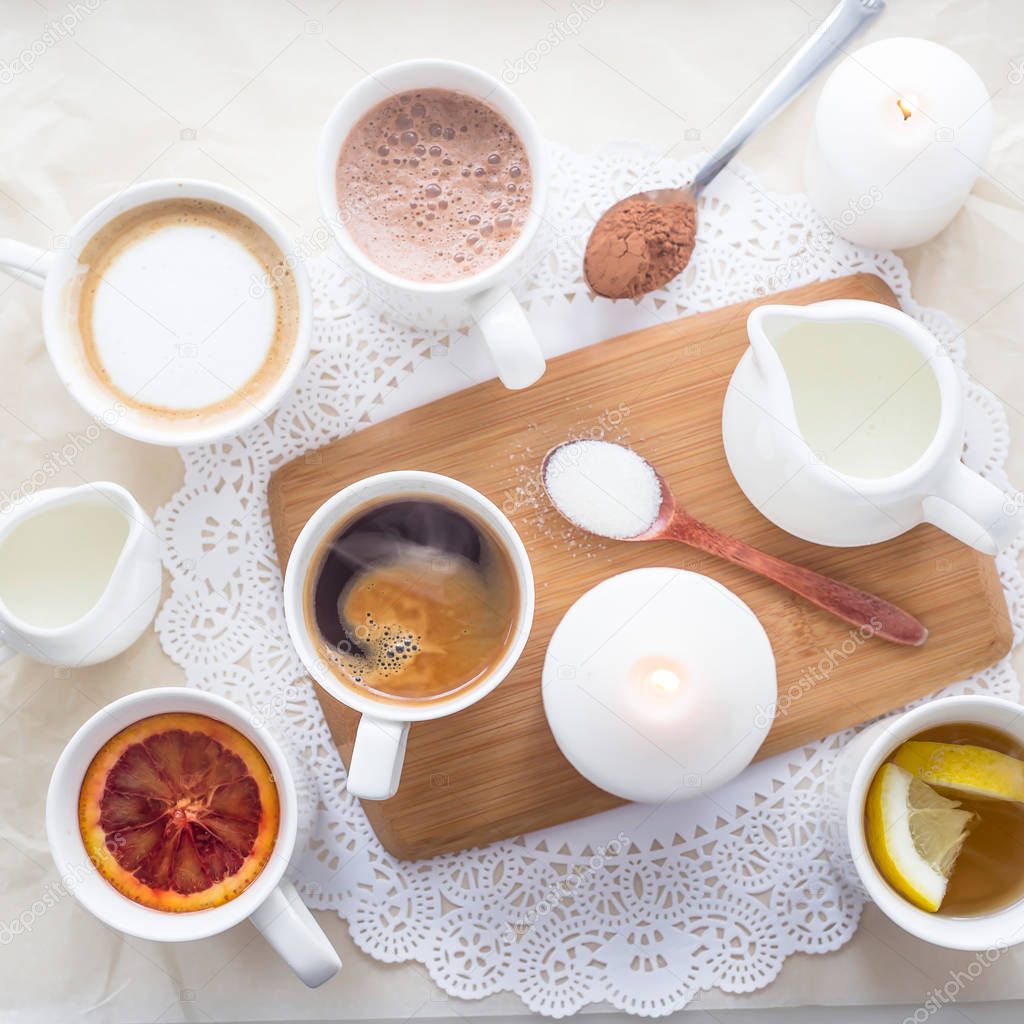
346;715;409;801
0;239;53;290
469;286;545;390
922;461;1021;555
248;878;341;988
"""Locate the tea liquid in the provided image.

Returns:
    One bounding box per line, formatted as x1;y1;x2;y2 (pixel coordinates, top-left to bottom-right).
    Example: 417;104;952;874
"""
903;722;1024;916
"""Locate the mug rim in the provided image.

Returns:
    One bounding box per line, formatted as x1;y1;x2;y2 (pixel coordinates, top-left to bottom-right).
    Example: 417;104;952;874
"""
747;299;964;496
315;58;548;298
283;470;535;724
45;686;298;942
40;177;313;447
845;694;1024;949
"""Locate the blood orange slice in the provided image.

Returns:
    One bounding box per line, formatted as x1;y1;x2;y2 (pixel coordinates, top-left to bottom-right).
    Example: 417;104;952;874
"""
79;712;279;912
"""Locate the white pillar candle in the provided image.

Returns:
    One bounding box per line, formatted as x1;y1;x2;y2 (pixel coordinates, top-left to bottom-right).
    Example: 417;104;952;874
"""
805;38;993;250
542;569;777;804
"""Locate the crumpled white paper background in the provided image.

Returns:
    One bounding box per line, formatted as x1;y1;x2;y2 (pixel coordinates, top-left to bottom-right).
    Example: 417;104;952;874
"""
0;1;1021;1021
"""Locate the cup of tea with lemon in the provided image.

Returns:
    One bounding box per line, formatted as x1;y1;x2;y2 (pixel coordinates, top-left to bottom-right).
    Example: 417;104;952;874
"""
838;695;1024;949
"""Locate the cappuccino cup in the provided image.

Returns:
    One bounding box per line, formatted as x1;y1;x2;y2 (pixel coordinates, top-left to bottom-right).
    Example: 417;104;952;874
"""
0;179;312;446
317;59;549;390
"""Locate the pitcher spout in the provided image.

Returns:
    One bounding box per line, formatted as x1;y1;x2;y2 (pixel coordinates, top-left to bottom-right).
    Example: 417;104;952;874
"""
743;304;806;426
78;482;151;560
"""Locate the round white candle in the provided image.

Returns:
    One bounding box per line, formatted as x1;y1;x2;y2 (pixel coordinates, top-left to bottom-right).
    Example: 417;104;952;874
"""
542;569;777;804
805;38;993;250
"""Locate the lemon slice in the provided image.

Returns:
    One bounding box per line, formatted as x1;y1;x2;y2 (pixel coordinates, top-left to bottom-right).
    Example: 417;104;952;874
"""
865;763;975;912
891;741;1024;802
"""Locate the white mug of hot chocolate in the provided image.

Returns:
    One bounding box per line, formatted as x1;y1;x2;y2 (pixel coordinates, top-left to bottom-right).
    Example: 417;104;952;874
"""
283;471;535;801
0;179;312;446
316;59;548;390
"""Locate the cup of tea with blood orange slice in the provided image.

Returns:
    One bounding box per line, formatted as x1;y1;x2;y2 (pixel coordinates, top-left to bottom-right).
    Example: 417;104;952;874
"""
46;687;341;987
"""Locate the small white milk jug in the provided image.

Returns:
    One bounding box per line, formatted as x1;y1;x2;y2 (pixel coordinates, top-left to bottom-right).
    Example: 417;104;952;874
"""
0;483;162;665
722;299;1018;555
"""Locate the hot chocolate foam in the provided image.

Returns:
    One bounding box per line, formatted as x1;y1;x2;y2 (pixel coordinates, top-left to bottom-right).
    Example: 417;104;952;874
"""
75;198;300;421
335;89;532;283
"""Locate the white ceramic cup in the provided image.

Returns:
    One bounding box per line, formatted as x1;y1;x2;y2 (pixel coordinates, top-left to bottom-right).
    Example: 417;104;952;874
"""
283;471;535;800
316;59;548;390
46;687;341;987
0;178;312;446
0;482;161;666
833;694;1024;949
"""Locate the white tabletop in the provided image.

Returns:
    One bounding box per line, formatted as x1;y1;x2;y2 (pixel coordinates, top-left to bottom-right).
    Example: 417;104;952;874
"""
1;0;1023;1020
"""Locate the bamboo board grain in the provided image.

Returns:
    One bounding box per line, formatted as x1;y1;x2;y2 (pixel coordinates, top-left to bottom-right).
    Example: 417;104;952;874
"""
269;273;1012;860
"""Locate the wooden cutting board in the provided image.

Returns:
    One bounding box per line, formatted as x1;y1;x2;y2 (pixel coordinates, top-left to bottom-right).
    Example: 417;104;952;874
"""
269;273;1012;860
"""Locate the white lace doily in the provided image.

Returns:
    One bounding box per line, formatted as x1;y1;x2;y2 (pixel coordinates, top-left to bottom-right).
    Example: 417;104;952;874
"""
154;144;1024;1018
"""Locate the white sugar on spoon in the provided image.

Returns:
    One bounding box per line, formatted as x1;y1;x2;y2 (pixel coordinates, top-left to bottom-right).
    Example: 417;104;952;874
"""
540;438;928;646
543;439;662;540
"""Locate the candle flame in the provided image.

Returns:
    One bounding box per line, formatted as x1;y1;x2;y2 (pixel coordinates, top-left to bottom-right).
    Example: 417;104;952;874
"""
896;97;913;121
648;668;681;694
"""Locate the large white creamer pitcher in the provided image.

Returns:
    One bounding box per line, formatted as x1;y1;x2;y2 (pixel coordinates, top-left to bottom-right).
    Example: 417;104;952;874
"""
722;299;1019;555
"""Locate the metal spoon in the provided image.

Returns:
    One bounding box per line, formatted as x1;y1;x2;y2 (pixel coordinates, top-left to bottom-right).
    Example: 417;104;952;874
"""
542;440;927;647
583;0;885;298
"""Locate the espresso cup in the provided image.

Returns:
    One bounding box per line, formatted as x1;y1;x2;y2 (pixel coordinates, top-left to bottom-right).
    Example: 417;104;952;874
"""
283;471;535;800
316;59;548;390
0;179;312;446
46;687;341;987
832;694;1024;950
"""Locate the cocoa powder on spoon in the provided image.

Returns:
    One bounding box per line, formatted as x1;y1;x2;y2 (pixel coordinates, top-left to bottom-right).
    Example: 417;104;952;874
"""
583;195;697;300
581;0;884;300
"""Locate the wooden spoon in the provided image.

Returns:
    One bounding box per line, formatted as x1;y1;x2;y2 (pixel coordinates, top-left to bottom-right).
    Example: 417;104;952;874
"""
542;440;927;647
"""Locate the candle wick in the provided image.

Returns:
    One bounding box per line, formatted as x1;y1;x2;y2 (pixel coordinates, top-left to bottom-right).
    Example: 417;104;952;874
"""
649;668;681;694
897;98;912;121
